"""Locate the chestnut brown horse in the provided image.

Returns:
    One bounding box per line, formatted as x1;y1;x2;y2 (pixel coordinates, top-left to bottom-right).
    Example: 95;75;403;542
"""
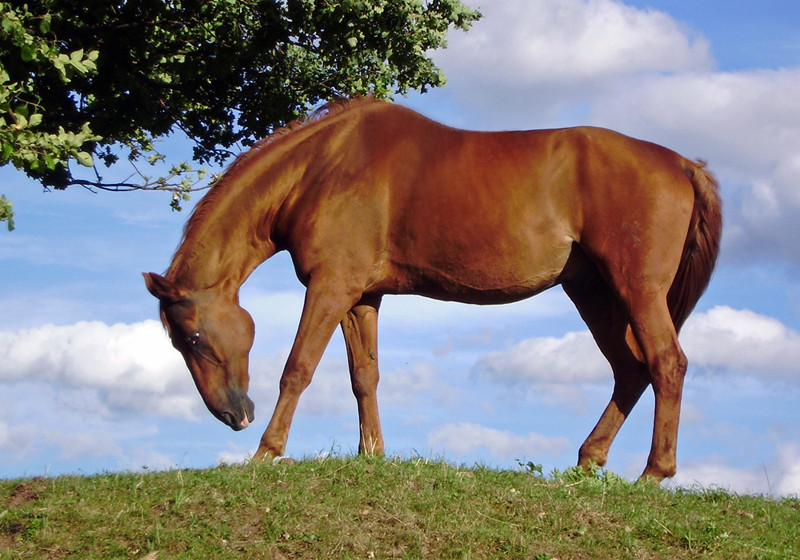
144;98;721;481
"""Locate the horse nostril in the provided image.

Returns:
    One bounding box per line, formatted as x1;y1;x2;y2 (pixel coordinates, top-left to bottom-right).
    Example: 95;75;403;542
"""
220;411;236;427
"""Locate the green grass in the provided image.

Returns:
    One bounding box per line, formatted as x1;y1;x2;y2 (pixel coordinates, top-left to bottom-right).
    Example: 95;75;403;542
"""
1;457;798;559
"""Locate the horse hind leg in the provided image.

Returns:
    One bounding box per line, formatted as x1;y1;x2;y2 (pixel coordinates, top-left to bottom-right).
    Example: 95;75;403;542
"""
569;258;688;480
562;266;650;471
625;293;688;481
341;296;385;456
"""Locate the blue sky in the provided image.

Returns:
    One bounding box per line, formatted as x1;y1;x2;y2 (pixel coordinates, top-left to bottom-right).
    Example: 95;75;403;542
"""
2;0;799;496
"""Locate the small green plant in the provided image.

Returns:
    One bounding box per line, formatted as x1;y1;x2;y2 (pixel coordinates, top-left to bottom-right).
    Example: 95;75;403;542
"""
517;459;544;477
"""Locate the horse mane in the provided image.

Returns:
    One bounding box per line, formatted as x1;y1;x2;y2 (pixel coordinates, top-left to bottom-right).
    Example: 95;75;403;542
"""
222;96;378;181
168;96;381;276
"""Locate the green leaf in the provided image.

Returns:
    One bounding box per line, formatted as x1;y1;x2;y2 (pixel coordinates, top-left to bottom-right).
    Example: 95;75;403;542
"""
39;14;51;34
20;45;35;62
13;111;28;128
0;195;14;232
52;56;68;81
74;151;94;167
70;60;88;74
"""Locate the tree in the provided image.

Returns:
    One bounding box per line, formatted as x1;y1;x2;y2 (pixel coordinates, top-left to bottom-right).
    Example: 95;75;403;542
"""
0;0;480;229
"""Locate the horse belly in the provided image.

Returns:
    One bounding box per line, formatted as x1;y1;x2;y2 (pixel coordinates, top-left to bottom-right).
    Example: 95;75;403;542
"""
388;224;575;305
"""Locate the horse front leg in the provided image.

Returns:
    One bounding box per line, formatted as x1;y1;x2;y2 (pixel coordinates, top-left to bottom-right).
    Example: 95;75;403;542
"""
253;287;357;462
341;296;384;456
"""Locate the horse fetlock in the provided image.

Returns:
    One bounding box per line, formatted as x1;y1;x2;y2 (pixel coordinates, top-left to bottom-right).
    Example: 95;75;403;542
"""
359;433;385;457
577;442;608;469
251;448;276;462
641;454;677;481
253;437;286;462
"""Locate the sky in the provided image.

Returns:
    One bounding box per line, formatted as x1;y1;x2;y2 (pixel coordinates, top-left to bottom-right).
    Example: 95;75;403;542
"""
2;0;799;496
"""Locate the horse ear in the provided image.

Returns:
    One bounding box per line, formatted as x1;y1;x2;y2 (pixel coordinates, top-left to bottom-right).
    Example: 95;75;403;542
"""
143;272;184;303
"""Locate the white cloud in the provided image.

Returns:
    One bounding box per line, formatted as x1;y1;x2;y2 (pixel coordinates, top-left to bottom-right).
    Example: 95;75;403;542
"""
682;306;800;380
427;421;570;459
472;330;607;385
0;320;200;419
440;0;710;85
434;0;711;124
591;69;800;167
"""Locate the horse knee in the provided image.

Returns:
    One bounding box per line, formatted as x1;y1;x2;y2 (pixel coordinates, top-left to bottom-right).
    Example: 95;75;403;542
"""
279;366;314;395
351;366;379;398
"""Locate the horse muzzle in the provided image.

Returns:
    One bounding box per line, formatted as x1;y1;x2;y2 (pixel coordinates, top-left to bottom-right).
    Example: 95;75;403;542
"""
216;393;255;431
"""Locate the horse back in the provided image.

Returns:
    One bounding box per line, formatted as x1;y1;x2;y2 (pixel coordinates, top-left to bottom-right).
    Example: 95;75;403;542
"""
277;103;697;303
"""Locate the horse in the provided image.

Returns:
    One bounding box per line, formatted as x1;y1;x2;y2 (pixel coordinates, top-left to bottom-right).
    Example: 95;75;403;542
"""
144;97;721;481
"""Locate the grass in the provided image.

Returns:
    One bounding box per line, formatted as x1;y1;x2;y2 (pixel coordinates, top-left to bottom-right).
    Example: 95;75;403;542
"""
1;456;798;559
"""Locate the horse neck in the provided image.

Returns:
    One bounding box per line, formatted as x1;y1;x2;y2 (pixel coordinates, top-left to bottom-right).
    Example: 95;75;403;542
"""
166;148;304;298
164;101;375;296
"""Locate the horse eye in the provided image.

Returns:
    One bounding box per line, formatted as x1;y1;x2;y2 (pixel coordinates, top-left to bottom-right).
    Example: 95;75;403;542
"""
186;331;201;346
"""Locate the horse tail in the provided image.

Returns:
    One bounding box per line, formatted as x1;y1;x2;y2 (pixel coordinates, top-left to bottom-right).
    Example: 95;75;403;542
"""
668;160;723;333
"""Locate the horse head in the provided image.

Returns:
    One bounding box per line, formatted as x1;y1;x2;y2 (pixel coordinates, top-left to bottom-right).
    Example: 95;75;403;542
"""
143;272;256;431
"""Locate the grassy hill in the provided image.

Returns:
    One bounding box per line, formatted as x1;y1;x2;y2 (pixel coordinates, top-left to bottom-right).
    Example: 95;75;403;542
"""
1;457;797;559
